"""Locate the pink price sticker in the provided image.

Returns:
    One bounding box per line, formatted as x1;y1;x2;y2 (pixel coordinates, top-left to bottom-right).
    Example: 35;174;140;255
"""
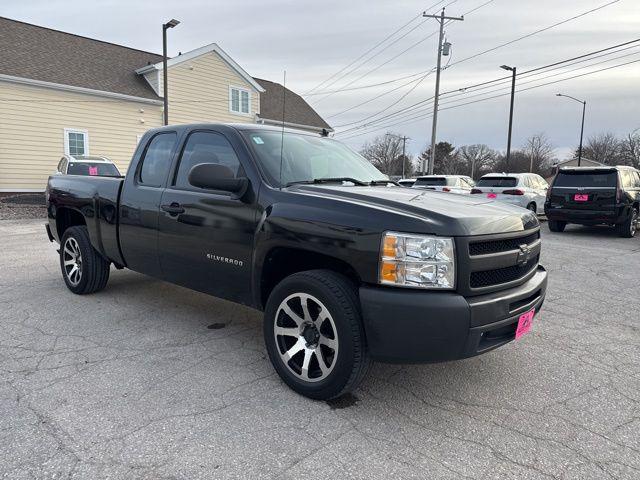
574;194;589;202
88;166;98;176
515;308;535;340
487;193;497;199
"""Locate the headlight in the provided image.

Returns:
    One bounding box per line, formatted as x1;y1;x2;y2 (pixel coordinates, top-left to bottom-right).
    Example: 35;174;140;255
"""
379;232;456;289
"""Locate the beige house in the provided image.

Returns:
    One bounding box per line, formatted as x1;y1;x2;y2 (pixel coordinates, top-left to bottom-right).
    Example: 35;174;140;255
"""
0;17;331;192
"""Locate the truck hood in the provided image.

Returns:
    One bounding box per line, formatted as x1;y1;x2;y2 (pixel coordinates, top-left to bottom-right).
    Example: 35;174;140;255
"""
291;185;539;236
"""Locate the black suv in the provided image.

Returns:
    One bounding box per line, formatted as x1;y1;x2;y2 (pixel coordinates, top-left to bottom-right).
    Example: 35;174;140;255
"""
544;166;640;237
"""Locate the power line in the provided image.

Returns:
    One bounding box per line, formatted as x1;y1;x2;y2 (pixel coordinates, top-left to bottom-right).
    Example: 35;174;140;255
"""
335;39;640;134
447;0;621;69
314;0;618;109
338;57;640;140
310;0;463;105
304;1;448;96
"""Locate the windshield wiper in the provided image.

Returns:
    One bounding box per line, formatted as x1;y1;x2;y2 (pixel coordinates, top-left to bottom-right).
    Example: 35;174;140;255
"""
286;177;368;187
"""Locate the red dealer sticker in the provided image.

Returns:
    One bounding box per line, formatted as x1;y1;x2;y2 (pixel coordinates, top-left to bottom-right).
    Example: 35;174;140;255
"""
88;166;98;176
487;193;497;199
574;194;589;202
515;308;535;340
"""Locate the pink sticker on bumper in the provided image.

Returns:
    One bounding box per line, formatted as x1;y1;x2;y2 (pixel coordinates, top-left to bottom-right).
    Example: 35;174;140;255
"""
515;308;535;340
487;193;497;199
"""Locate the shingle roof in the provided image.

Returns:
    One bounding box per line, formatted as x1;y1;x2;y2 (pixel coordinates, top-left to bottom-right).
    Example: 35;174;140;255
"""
0;17;331;130
253;78;332;131
0;16;163;100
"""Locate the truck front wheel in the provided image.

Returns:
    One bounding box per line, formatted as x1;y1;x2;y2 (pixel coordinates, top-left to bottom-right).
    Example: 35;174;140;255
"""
59;226;110;294
263;270;370;400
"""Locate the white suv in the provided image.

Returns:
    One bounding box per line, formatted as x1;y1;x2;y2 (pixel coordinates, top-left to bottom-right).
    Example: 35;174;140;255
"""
472;173;549;214
412;175;475;194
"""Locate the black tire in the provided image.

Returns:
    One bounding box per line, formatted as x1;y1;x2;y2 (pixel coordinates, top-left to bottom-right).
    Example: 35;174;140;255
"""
526;202;537;213
59;226;110;294
616;207;638;238
263;270;370;400
548;220;566;232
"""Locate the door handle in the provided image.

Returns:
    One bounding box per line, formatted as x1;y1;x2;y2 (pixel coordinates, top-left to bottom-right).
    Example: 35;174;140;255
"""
161;202;185;216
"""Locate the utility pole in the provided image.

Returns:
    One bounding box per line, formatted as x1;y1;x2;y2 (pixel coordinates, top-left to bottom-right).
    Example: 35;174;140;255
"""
162;19;180;126
401;135;408;178
556;93;587;166
385;133;410;177
422;8;463;175
500;65;516;172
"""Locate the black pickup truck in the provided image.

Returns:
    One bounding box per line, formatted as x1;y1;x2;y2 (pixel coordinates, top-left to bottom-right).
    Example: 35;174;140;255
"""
46;123;547;400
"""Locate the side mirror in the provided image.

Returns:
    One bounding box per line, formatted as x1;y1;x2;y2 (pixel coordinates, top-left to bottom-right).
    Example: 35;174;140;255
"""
188;163;248;194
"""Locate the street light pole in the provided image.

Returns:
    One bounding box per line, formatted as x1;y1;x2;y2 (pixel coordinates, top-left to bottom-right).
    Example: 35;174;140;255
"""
422;8;464;175
162;19;180;126
500;65;516;172
556;93;587;166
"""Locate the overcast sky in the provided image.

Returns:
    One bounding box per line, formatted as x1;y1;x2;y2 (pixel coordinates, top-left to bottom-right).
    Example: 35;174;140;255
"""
3;0;639;159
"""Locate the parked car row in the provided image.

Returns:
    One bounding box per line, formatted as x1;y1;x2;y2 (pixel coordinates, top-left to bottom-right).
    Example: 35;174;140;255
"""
401;173;549;214
400;165;640;237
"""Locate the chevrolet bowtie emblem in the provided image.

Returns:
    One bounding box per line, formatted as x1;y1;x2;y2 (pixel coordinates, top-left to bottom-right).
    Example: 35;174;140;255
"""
516;244;531;266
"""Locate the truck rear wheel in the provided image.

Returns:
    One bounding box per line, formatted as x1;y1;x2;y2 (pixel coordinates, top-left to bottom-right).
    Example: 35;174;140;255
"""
616;207;638;238
263;270;370;400
548;220;566;232
60;226;110;294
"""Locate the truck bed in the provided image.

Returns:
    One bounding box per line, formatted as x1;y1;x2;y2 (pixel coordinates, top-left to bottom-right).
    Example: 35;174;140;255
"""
47;175;125;265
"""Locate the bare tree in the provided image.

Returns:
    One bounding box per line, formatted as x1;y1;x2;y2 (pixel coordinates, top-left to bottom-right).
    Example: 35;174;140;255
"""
619;130;640;168
580;133;621;164
523;133;555;173
457;144;498;179
360;133;414;176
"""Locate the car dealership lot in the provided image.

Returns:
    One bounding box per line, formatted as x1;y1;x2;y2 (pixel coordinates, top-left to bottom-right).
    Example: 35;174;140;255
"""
1;219;638;479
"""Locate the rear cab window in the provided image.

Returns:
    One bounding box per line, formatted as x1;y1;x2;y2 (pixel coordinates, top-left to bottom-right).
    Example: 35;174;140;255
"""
554;171;618;188
138;133;177;187
477;177;517;188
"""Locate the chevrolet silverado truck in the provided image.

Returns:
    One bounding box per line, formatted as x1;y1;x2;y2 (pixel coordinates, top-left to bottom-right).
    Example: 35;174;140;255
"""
46;124;548;400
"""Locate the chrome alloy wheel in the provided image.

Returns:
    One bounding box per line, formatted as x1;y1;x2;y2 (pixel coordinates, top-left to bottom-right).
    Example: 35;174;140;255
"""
63;237;83;286
274;293;339;383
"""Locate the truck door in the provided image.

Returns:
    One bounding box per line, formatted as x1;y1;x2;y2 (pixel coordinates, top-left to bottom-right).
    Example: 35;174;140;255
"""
157;129;258;305
119;131;178;278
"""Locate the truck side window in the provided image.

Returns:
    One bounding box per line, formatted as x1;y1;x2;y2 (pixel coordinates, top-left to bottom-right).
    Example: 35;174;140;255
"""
174;131;243;190
139;133;177;187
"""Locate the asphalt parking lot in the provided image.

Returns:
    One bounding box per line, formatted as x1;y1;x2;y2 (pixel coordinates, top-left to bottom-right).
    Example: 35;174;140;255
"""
1;219;639;479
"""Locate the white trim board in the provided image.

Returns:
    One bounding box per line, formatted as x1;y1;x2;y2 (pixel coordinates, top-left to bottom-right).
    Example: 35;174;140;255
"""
0;74;163;105
135;43;265;93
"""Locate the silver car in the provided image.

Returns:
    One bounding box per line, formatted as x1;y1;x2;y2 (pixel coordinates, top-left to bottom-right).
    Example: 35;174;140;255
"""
472;173;549;214
55;155;121;177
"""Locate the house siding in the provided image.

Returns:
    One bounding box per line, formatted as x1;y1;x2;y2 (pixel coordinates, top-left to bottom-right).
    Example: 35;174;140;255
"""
163;51;260;125
0;81;162;191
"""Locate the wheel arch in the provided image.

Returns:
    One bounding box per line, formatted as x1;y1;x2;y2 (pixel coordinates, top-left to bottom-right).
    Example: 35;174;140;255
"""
55;207;86;239
258;247;362;309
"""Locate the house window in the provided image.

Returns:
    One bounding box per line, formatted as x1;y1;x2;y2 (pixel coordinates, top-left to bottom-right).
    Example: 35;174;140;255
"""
229;87;251;115
64;129;89;156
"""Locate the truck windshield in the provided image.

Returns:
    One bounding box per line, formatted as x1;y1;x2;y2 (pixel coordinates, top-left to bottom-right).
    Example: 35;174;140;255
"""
242;130;387;186
67;162;120;177
554;171;617;188
477;177;517;187
414;177;448;187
